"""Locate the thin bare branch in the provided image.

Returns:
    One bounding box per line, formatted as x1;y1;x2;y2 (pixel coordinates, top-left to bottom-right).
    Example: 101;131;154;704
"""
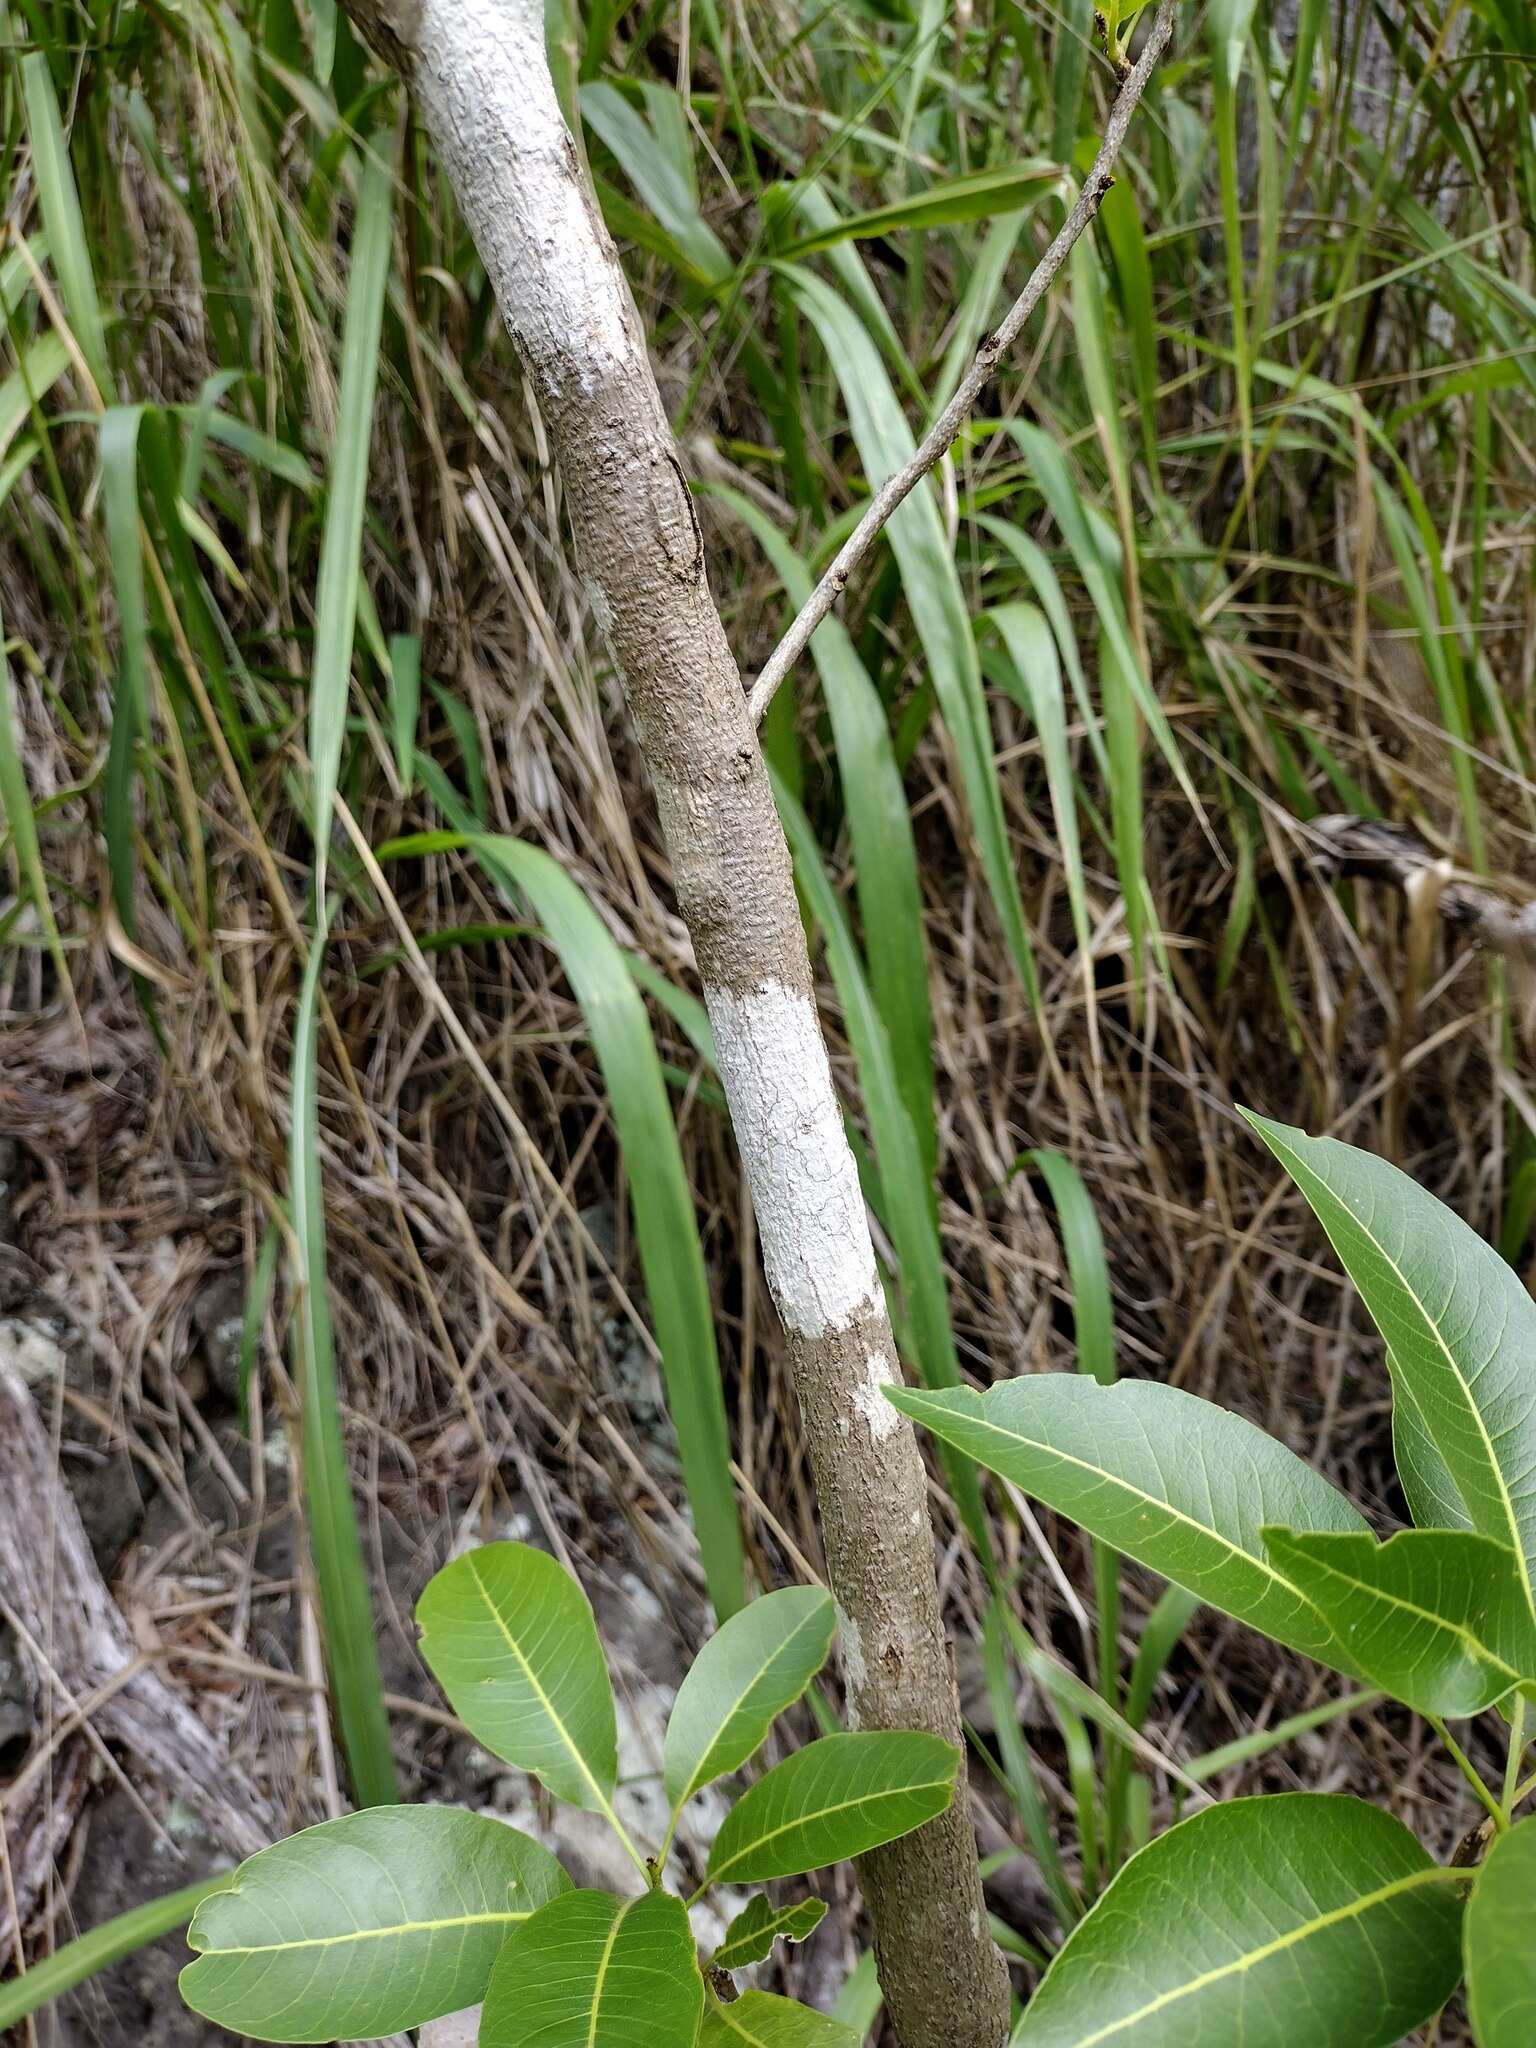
746;0;1179;727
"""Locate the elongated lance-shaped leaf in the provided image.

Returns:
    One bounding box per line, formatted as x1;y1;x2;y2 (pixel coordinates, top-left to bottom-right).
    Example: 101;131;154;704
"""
776;160;1056;256
472;834;744;1617
783;263;1040;1009
701;1990;860;2046
1262;1527;1536;1718
19;54;112;395
0;1877;224;2033
985;608;1094;1014
417;1541;618;1815
0;589;64;985
705;1731;958;1885
1002;421;1197;816
308;133;393;897
1465;1814;1536;2046
1016;1149;1115;1386
479;1888;701;2048
1013;1795;1465;2048
1246;1113;1536;1609
711;1896;827;1972
888;1376;1367;1669
381;822;745;1620
665;1586;836;1812
180;1808;569;2043
100;404;150;956
0;332;69;468
291;918;396;1806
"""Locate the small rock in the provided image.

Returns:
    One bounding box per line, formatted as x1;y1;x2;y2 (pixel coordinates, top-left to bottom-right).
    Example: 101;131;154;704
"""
419;2010;480;2048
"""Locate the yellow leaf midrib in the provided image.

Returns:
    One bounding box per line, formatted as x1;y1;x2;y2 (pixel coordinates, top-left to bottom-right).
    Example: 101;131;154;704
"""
1049;1865;1461;2048
211;1908;530;1957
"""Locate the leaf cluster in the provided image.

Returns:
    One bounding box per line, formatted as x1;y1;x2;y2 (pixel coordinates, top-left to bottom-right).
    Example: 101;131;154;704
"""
894;1116;1536;2045
179;1558;953;2045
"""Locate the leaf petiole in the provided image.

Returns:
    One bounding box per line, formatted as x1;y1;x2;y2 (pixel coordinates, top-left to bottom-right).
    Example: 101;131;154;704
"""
1429;1717;1508;1833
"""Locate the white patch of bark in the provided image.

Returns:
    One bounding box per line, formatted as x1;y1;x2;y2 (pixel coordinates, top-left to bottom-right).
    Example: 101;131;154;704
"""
412;0;633;395
0;1316;66;1387
852;1350;901;1442
839;1605;868;1713
704;981;879;1337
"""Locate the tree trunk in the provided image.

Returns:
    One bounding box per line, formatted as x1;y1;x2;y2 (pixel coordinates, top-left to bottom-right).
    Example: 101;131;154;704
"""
341;4;1010;2043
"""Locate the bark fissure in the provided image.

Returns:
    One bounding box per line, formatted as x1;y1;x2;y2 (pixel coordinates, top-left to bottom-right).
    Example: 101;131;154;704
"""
345;4;1010;2040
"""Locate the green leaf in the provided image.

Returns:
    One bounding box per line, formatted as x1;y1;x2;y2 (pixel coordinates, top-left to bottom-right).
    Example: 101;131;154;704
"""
666;1586;836;1812
386;824;745;1621
985;608;1093;1012
1246;1114;1536;1610
1208;0;1261;93
711;1896;828;1972
479;1888;702;2048
1015;1148;1115;1387
700;1990;859;2046
0;1877;225;2033
180;1808;568;2043
705;1731;958;1885
1262;1527;1536;1718
1002;423;1196;822
417;1541;618;1814
784;264;1040;1009
308;130;393;894
582;82;730;284
291;918;396;1807
887;1376;1367;1668
1013;1795;1465;2048
20;54;112;396
1394;1376;1476;1535
100;403;150;958
0;332;70;462
1465;1814;1536;2045
777;160;1056;255
387;631;421;784
0;592;65;985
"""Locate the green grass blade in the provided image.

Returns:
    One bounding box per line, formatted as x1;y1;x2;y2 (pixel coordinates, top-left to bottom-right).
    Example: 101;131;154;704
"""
785;263;1041;1009
981;1601;1080;1928
20;52;112;396
290;914;397;1805
713;484;936;1191
309;133;394;895
1016;1149;1115;1387
0;1877;230;2032
927;208;1034;421
0;594;65;982
778;162;1056;257
477;835;746;1619
1002;421;1192;810
99;403;151;954
1051;0;1093;161
380;825;746;1620
984;603;1093;1000
582;83;730;283
387;631;421;786
0;331;71;460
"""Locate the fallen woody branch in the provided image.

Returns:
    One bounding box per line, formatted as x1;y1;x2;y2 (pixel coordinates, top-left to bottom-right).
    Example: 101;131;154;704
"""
1304;814;1536;966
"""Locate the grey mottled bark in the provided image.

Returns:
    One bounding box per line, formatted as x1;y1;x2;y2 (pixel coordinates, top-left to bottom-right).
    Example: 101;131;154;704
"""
0;1358;270;1951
